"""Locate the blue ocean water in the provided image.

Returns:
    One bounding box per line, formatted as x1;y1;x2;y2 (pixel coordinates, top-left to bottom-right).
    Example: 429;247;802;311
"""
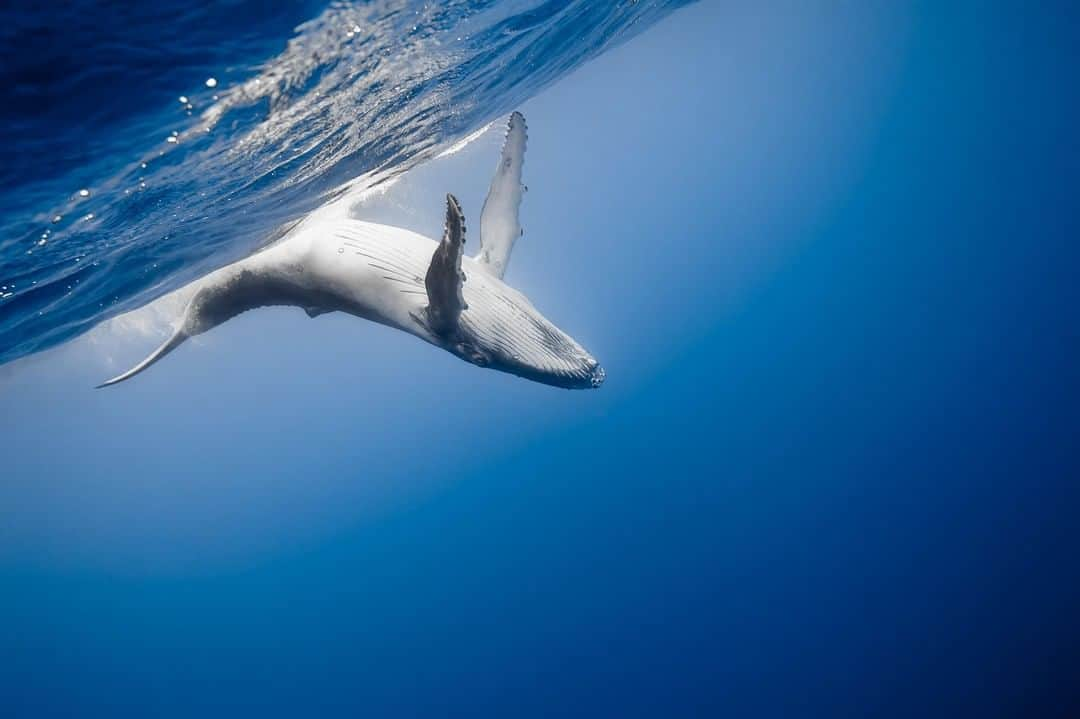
0;0;688;363
3;1;1080;717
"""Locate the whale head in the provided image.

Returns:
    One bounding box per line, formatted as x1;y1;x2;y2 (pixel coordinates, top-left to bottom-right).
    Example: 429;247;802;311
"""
441;280;604;390
417;192;603;390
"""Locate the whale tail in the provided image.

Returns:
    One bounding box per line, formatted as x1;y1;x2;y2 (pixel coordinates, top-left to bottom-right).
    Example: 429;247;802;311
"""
97;287;209;388
96;326;190;388
96;263;292;388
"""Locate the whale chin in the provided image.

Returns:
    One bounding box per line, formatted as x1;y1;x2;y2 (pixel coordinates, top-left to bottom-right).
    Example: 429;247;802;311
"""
551;363;606;390
503;359;606;390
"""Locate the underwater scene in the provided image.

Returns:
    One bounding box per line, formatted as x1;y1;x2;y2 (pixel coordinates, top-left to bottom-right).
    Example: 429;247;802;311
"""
2;1;1078;716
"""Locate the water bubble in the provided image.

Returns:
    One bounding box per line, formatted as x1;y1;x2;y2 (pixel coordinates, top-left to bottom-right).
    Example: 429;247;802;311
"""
166;136;177;144
78;188;90;198
140;162;147;169
52;215;62;223
205;77;217;88
37;238;46;246
179;95;189;104
338;247;344;253
84;213;94;220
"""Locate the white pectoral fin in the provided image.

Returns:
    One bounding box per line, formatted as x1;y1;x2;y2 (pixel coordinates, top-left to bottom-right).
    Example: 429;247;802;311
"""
477;111;527;280
424;194;467;336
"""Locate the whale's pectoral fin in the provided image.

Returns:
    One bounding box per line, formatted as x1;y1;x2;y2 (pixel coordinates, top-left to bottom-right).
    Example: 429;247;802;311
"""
424;193;467;336
476;111;526;280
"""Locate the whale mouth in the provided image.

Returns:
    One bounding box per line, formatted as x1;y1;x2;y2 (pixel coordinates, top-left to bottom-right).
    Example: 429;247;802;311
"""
498;355;605;390
553;358;605;390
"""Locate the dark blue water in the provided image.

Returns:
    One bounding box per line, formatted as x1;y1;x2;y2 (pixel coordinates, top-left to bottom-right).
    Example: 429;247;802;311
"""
0;0;688;364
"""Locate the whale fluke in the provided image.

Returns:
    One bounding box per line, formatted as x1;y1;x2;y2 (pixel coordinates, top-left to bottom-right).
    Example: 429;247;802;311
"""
96;327;189;388
98;265;299;388
477;111;527;279
424;194;467;336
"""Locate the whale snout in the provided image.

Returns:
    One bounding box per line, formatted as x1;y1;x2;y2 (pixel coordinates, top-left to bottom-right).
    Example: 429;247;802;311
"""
588;361;606;389
532;354;605;390
488;349;604;390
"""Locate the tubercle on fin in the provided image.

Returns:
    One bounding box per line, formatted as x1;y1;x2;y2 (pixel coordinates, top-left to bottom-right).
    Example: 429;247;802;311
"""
508;110;527;138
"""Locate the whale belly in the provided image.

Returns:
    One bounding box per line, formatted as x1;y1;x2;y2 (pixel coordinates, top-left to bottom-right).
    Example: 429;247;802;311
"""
302;219;437;332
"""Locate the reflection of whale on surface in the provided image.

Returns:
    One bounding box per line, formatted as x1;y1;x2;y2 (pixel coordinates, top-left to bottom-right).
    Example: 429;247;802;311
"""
98;112;605;390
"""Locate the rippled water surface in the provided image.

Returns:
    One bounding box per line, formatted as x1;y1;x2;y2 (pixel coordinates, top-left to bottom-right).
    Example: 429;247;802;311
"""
0;0;690;364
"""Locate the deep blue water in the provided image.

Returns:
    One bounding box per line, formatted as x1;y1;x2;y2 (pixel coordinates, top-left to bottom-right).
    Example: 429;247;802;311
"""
0;0;688;363
3;1;1080;717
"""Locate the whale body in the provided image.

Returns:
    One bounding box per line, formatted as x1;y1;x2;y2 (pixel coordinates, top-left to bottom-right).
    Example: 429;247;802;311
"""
99;113;604;390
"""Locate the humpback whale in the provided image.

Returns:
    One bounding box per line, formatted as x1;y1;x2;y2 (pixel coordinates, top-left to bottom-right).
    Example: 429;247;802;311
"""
99;112;605;390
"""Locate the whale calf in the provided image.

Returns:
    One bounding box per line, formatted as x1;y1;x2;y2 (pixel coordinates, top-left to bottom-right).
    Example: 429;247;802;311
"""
99;112;604;390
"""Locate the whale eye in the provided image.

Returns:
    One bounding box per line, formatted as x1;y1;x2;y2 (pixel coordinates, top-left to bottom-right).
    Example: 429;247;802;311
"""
457;342;489;366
